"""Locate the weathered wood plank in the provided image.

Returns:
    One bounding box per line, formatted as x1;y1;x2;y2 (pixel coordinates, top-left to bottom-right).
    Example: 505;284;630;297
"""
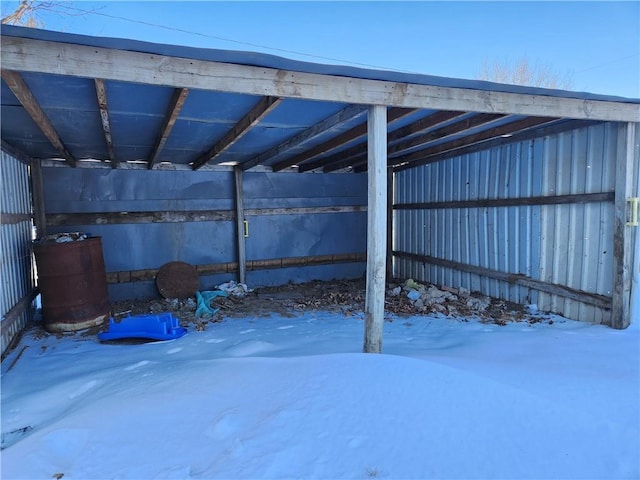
246;206;367;216
0;213;31;225
1;69;76;167
348;113;507;171
241;104;368;171
234;166;247;284
3;36;639;121
148;88;189;169
394;192;614;210
386;167;394;281
364;105;387;354
393;119;601;172
394;251;612;310
46;206;368;226
389;117;559;168
280;107;414;173
46;210;235;226
192;96;282;170
94;78;116;166
611;122;636;328
30;159;47;237
105;253;367;283
318;110;469;173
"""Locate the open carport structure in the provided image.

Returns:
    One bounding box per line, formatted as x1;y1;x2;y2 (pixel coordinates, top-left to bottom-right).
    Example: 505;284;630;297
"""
1;25;638;354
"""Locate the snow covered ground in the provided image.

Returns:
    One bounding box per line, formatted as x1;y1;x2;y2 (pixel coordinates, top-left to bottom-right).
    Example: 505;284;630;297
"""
1;310;638;479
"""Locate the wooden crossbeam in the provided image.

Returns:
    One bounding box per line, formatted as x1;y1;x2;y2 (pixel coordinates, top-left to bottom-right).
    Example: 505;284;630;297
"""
192;95;282;170
317;110;470;173
3;36;638;122
272;107;415;172
387;116;559;168
94;79;116;167
148;88;189;169
240;104;367;171
1;69;76;167
348;112;507;172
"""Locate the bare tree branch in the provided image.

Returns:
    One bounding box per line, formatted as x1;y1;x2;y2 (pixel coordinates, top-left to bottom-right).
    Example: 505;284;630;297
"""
476;56;574;90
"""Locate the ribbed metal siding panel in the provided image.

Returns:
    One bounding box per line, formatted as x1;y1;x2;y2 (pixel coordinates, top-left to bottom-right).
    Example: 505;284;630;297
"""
395;122;620;323
537;123;618;323
1;151;35;354
395;137;541;306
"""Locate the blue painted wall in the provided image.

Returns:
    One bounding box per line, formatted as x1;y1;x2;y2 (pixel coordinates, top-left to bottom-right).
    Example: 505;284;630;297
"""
42;168;367;300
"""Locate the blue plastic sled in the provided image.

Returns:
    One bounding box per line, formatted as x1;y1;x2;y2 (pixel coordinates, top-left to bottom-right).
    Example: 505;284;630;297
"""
98;312;187;341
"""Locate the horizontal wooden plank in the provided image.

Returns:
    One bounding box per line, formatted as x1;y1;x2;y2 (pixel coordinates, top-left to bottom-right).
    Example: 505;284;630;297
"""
106;253;367;284
0;212;32;225
394;192;614;210
3;36;639;122
246;205;367;216
47;206;367;226
393;251;612;309
47;210;235;226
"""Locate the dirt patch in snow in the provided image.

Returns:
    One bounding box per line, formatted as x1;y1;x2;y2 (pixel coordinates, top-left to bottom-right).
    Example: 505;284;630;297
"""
109;278;551;332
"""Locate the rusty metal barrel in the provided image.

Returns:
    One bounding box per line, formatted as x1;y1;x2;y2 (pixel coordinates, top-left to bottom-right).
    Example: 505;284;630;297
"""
33;236;111;333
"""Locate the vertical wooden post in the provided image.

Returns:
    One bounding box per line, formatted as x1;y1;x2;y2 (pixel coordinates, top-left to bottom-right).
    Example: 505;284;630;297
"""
612;122;636;329
234;165;246;285
30;158;46;238
364;105;387;353
386;167;394;282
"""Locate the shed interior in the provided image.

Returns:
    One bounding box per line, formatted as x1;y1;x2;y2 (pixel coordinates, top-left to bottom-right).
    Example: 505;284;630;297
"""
1;25;638;354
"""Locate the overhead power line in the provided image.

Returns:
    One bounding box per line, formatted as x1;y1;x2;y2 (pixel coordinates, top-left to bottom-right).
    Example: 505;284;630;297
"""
56;4;419;74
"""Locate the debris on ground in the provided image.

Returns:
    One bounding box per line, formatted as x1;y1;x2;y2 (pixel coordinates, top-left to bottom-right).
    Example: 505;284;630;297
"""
109;278;547;332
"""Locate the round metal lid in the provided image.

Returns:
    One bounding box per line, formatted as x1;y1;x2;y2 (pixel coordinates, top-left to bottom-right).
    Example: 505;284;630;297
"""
156;261;199;299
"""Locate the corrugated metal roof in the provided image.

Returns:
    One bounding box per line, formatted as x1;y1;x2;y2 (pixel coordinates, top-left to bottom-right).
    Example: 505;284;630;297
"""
1;24;638;171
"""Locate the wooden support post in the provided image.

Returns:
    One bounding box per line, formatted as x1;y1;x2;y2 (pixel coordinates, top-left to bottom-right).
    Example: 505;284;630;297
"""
30;158;46;238
386;167;394;282
612;122;637;329
364;105;387;353
234;166;247;285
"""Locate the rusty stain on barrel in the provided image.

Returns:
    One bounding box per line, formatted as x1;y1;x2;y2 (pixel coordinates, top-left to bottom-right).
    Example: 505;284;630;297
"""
34;237;111;333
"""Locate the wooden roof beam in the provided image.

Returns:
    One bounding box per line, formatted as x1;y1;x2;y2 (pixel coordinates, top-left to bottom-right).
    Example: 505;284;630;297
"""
387;116;560;170
192;95;282;170
344;112;508;173
94;78;116;167
3;36;638;121
1;69;77;167
273;107;416;172
312;110;469;173
148;87;189;169
240;104;367;171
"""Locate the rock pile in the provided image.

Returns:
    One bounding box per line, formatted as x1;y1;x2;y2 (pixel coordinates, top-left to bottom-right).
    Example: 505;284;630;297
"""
387;279;499;318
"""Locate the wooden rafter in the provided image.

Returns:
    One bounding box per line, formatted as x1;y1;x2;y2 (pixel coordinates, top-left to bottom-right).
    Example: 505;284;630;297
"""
387;116;559;169
313;110;470;173
273;107;416;172
240;104;367;171
94;78;116;167
192;95;282;170
392;119;598;172
148;87;189;169
3;36;638;122
1;69;76;167
346;113;507;172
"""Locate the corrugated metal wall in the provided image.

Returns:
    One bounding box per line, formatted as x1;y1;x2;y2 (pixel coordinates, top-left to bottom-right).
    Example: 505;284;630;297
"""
42;168;367;301
395;122;633;324
1;151;36;354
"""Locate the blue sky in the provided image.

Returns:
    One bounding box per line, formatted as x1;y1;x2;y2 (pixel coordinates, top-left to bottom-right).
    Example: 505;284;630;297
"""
3;1;639;97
